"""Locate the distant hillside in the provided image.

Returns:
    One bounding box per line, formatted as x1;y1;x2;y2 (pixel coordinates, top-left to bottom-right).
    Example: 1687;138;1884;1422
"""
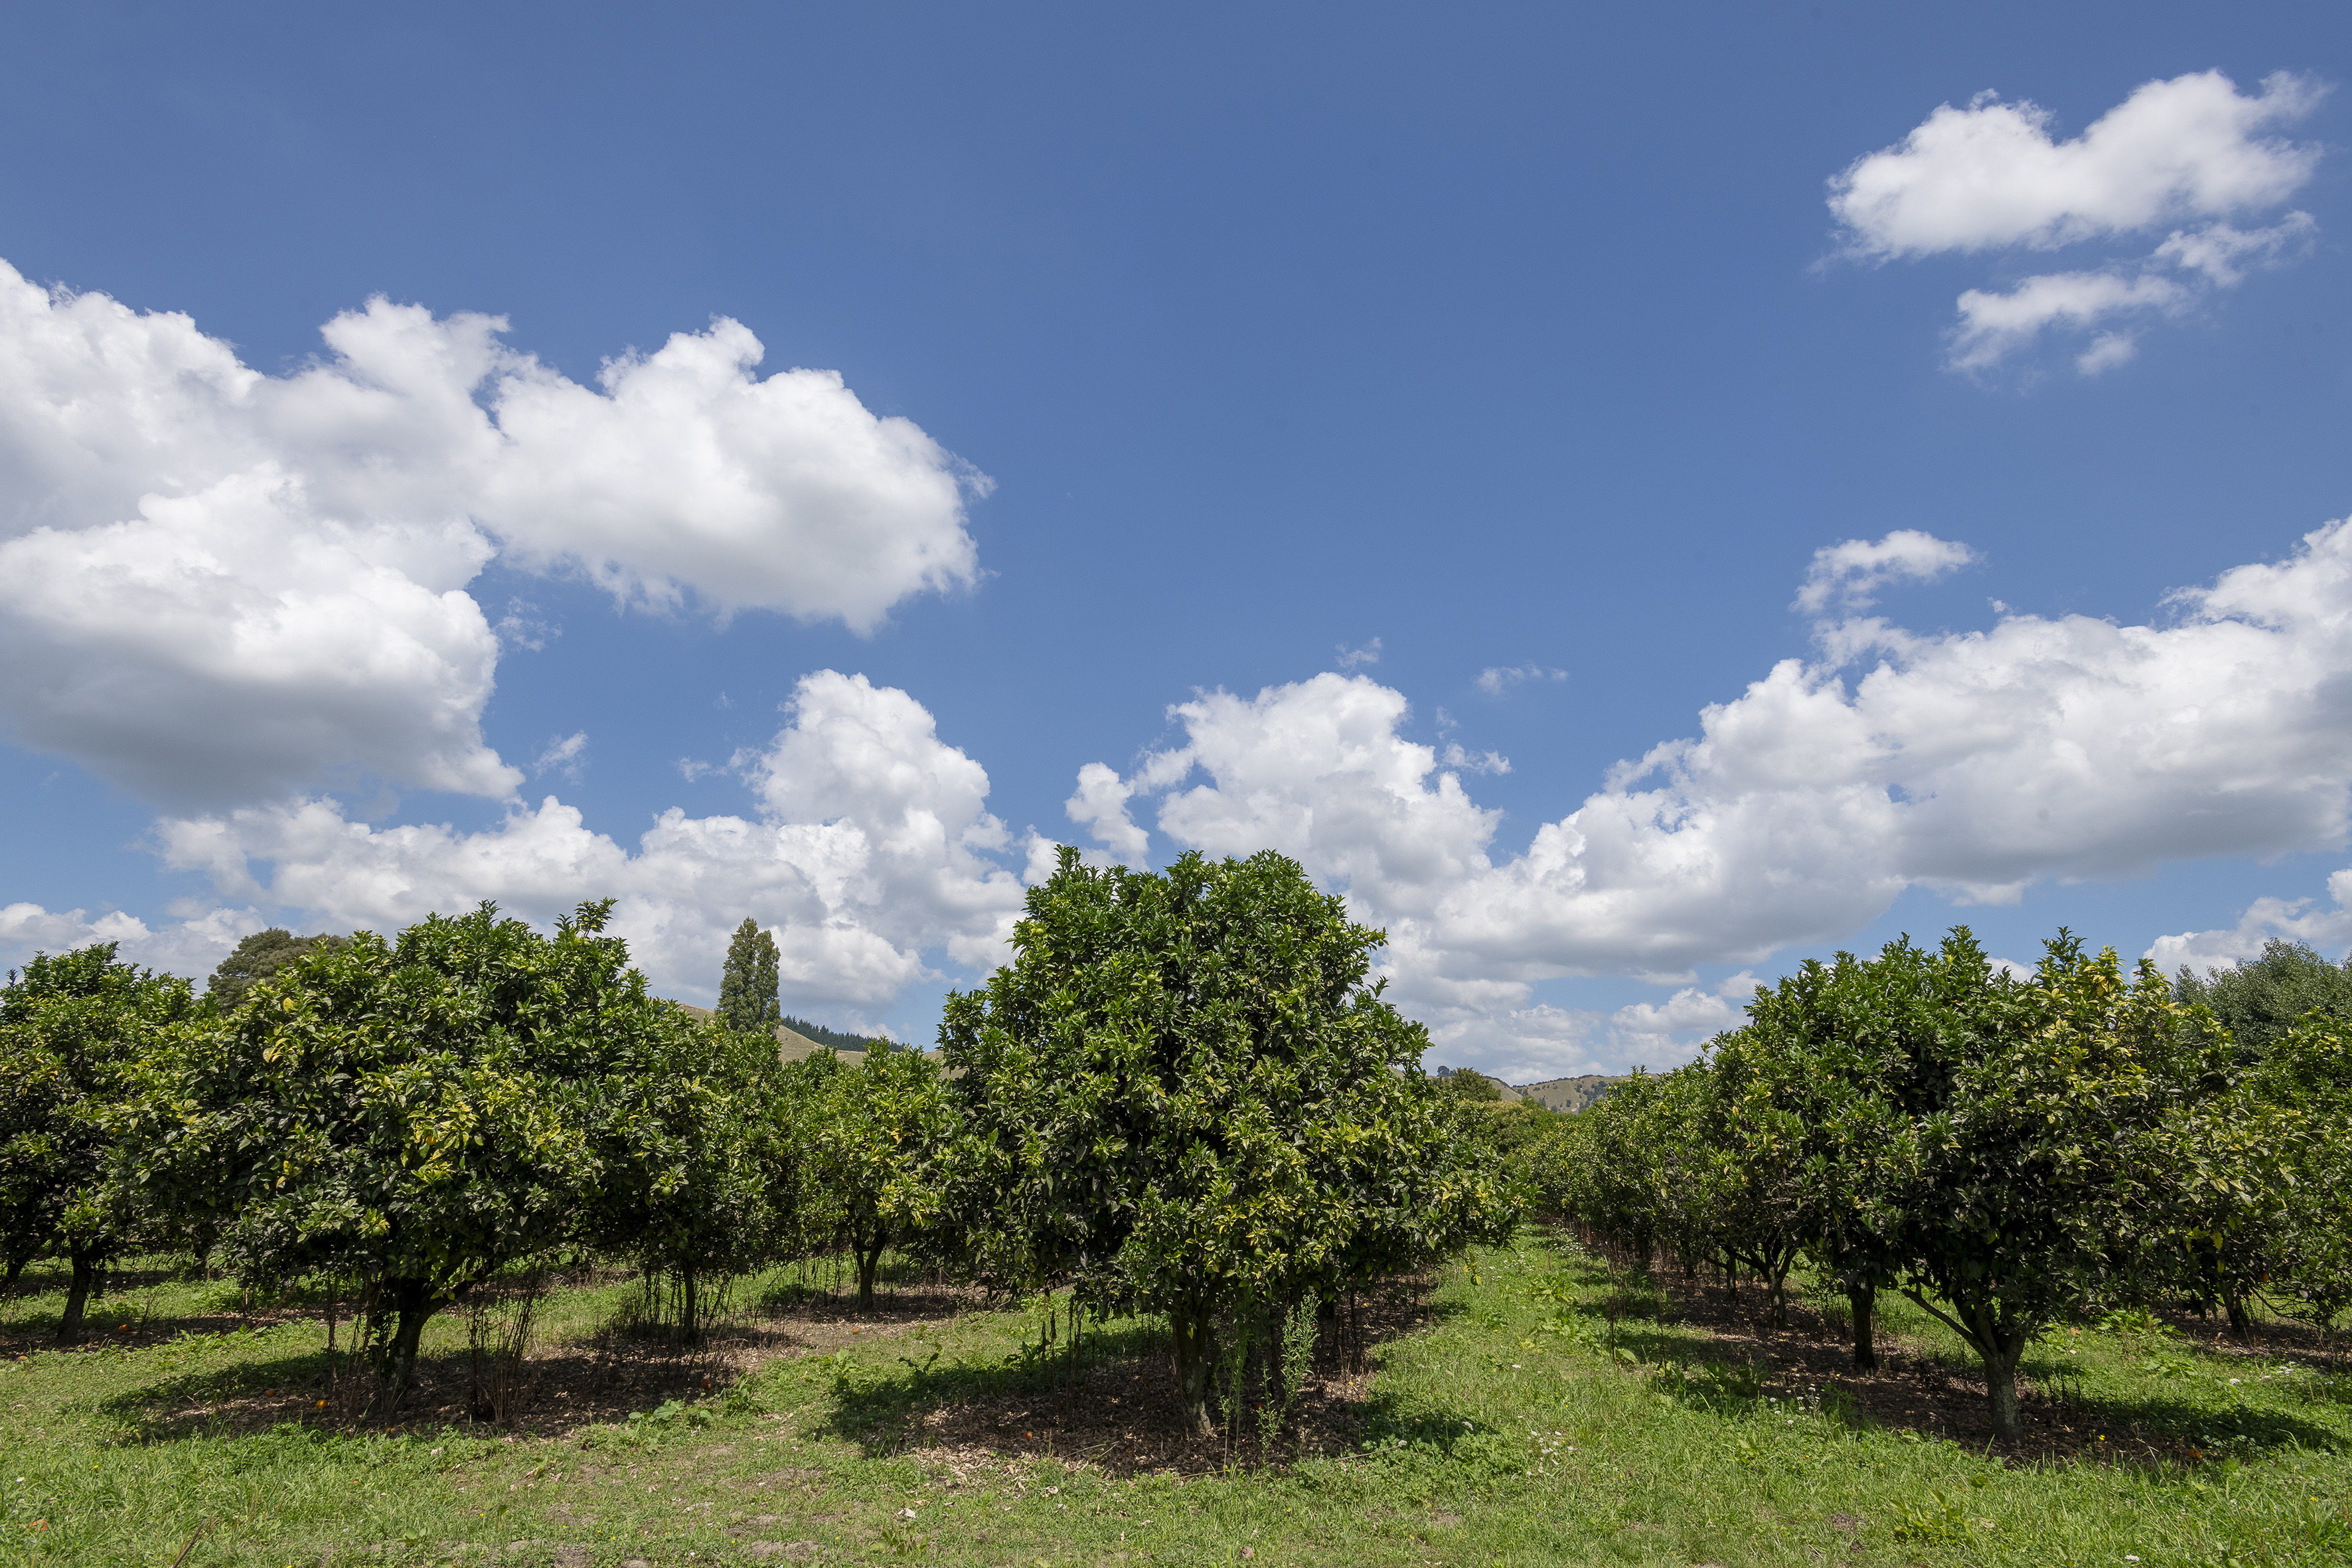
1512;1073;1632;1113
664;1002;928;1065
779;1014;897;1054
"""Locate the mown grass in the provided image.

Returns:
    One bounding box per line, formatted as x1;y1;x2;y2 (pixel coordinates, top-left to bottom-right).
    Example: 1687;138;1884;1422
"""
2;1232;2348;1565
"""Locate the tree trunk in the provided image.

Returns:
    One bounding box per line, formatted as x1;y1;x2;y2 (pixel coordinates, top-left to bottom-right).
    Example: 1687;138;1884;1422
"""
1847;1282;1877;1371
1168;1307;1217;1439
1766;1263;1791;1329
55;1250;98;1344
856;1240;882;1311
2225;1291;2251;1339
682;1269;700;1343
2;1251;28;1294
1972;1316;2026;1443
372;1279;436;1415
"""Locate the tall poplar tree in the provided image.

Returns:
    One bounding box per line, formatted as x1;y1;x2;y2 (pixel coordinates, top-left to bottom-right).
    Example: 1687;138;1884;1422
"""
718;918;781;1036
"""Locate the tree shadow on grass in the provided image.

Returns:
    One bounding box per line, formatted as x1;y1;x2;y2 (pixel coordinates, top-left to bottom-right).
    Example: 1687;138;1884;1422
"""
808;1304;1433;1476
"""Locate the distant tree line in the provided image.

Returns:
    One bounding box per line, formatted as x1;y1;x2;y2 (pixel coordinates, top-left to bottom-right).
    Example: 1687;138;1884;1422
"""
0;850;1516;1439
1537;930;2352;1441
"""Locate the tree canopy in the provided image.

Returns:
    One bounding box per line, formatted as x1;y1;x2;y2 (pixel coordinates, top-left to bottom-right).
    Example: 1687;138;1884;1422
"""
0;945;196;1340
125;900;708;1408
204;927;346;1012
2176;939;2352;1057
942;846;1517;1435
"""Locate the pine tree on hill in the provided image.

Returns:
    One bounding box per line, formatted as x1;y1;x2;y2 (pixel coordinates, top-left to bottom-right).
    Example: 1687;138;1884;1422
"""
717;919;781;1036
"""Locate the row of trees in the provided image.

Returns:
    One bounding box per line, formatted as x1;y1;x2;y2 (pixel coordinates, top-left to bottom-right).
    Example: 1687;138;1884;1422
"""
1543;929;2352;1441
0;850;1516;1435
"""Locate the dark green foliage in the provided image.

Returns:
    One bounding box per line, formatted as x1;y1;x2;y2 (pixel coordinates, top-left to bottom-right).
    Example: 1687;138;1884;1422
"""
124;900;714;1409
2177;939;2352;1058
2229;1014;2352;1330
1549;927;2254;1444
804;1048;954;1308
0;945;195;1337
717;918;782;1036
942;846;1518;1435
204;927;346;1012
584;1019;797;1342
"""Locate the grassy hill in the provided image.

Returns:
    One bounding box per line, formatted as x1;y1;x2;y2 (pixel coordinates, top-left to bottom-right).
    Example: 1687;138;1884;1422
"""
666;1002;862;1064
1511;1073;1631;1113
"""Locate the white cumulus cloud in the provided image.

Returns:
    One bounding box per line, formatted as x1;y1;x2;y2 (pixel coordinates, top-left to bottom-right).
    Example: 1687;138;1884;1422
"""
1072;518;2352;1073
0;900;266;983
1829;70;2322;257
0;259;984;807
1824;72;2327;374
153;671;1028;1011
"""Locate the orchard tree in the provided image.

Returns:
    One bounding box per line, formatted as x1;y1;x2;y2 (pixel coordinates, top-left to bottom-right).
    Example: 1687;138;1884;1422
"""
2225;1015;2352;1332
943;848;1516;1437
2177;939;2352;1059
125;900;686;1410
1887;932;2233;1442
1715;939;1945;1368
718;919;782;1036
204;928;346;1012
1546;1068;1720;1287
807;1048;955;1310
586;1018;795;1340
0;945;195;1338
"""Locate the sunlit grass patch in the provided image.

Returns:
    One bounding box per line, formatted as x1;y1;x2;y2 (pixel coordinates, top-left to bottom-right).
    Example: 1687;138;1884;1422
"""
1;1233;2347;1564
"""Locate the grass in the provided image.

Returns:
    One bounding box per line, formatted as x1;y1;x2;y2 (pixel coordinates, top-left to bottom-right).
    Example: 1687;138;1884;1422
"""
1;1233;2347;1565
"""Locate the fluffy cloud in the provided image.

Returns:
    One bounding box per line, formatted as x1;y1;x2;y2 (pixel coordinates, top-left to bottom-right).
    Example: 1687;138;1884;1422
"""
1072;518;2352;1071
1825;72;2325;374
1423;974;1763;1085
477;322;985;623
1793;529;1979;614
0;900;266;982
1829;71;2321;256
0;260;984;807
2148;868;2352;975
1075;674;1504;920
151;672;1026;1015
0;471;514;807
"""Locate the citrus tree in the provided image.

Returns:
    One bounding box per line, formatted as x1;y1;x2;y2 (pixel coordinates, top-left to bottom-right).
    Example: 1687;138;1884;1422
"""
1885;932;2233;1441
125;900;688;1409
943;847;1515;1436
585;1016;795;1340
805;1046;955;1310
0;945;195;1338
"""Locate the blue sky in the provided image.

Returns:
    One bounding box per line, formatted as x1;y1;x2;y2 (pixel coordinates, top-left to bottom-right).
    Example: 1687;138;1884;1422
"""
3;1;2349;1077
